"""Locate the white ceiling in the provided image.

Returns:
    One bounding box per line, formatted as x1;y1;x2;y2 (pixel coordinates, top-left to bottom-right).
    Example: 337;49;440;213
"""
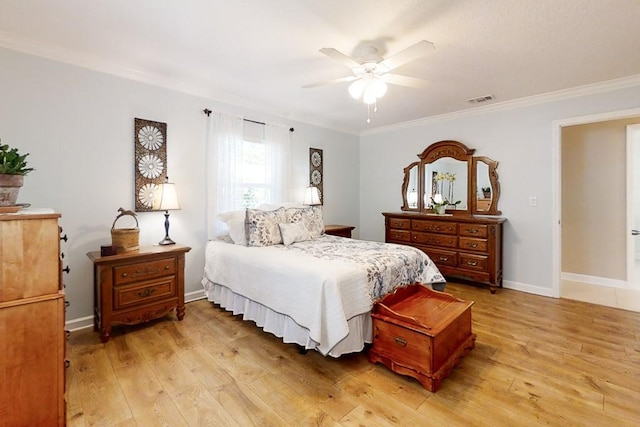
2;0;640;134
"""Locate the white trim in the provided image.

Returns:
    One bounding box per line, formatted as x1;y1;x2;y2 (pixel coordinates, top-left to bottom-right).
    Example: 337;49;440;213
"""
185;289;206;302
502;280;555;298
561;272;630;289
552;107;640;299
363;75;640;136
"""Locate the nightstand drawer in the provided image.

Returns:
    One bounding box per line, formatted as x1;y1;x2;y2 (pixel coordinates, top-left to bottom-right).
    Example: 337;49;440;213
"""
114;257;176;286
114;277;176;310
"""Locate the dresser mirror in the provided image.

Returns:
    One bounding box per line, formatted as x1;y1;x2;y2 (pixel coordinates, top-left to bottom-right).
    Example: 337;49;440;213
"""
400;140;501;215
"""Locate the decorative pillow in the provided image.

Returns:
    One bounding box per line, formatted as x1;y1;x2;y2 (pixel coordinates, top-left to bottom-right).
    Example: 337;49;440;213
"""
278;222;311;246
246;207;286;246
286;206;324;239
217;210;247;245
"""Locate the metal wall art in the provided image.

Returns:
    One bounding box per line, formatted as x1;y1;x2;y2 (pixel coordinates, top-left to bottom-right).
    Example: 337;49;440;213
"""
309;147;323;204
134;118;167;212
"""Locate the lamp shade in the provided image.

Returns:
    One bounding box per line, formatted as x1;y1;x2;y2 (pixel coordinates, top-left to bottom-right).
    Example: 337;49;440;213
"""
303;186;321;205
153;182;181;211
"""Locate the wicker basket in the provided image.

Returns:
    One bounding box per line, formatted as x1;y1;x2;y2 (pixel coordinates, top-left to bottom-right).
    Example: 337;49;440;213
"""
111;208;139;252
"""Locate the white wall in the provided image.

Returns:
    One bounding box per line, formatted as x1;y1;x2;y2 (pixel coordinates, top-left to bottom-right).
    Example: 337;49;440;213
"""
360;83;640;295
0;47;359;324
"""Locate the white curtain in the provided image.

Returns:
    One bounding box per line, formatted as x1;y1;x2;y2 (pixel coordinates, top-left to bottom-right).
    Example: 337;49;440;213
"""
264;124;291;204
207;112;243;239
206;112;292;239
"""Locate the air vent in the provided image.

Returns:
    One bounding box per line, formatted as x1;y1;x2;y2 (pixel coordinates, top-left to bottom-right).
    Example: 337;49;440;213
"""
467;94;495;104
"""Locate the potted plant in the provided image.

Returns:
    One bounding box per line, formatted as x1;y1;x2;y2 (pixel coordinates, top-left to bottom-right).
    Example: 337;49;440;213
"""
0;139;34;207
481;187;491;199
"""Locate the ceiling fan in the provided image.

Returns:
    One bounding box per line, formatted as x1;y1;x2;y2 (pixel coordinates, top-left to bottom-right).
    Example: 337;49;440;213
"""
304;40;435;122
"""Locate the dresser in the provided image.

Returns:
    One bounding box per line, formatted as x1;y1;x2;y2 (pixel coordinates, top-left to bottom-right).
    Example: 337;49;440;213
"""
87;245;191;343
0;211;66;426
383;212;506;293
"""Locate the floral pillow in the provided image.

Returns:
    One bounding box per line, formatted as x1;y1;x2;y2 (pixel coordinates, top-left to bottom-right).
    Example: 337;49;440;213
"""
246;207;286;246
286;206;324;239
278;221;311;246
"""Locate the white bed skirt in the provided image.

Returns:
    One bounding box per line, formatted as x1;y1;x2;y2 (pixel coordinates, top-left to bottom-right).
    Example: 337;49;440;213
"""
202;278;372;358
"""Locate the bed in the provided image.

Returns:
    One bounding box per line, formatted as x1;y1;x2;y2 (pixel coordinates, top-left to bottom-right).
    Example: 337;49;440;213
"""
201;206;445;357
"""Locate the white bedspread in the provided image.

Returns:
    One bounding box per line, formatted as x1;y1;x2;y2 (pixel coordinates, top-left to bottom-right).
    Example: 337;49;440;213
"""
202;235;444;355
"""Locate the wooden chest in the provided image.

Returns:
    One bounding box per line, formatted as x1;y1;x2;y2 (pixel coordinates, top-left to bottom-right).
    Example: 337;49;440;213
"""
369;285;476;392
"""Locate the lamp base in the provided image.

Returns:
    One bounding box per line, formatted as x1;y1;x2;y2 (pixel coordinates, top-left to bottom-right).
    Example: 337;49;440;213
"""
158;236;176;246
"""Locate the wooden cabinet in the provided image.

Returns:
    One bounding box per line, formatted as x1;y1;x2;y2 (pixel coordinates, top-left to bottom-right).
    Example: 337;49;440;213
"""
383;212;506;293
0;212;66;426
324;224;355;238
87;245;191;343
369;285;475;392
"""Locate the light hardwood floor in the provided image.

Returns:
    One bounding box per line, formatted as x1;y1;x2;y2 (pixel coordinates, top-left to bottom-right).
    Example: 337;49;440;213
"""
66;282;640;426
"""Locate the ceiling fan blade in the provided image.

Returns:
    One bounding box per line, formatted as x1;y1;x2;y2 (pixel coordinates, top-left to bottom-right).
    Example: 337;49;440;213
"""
383;73;429;88
380;40;435;71
319;47;362;68
303;75;358;89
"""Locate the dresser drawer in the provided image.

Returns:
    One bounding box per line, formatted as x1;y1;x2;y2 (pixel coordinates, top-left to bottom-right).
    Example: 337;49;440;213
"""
388;229;411;242
388;218;411;230
114;277;177;310
459;237;488;252
412;220;457;235
423;248;457;267
459;253;488;272
459;223;488;238
113;257;176;286
412;232;457;248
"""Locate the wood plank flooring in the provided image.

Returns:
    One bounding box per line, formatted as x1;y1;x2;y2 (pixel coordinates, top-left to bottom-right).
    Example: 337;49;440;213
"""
66;282;640;426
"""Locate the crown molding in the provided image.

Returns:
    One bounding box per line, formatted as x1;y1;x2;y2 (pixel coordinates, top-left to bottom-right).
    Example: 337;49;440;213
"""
361;74;640;136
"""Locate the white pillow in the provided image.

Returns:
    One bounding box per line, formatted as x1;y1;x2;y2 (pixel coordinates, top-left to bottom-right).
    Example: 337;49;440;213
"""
217;210;247;245
279;222;311;246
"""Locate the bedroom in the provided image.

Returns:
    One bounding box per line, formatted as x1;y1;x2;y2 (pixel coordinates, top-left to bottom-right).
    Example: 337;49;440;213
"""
1;1;640;425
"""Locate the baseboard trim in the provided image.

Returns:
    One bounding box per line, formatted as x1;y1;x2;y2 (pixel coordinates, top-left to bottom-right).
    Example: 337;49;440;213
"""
503;280;556;298
561;272;629;289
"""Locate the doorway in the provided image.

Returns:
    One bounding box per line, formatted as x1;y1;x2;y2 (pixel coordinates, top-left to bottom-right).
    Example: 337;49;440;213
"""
554;109;640;312
627;123;640;288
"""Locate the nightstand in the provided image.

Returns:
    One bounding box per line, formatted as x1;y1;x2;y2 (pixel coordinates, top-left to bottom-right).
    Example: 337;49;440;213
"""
87;245;191;343
324;224;356;238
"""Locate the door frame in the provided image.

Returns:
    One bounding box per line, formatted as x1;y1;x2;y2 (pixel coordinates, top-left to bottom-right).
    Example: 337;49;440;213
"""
552;107;640;298
627;124;640;287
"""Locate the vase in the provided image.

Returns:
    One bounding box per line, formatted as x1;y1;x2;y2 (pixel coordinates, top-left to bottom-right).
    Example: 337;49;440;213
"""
0;174;24;206
438;205;446;215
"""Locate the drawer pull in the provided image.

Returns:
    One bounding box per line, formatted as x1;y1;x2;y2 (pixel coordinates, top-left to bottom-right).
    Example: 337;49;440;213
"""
468;228;479;234
467;243;479;248
122;272;128;277
438;256;449;261
165;265;170;270
136;288;156;298
467;261;478;266
394;337;407;347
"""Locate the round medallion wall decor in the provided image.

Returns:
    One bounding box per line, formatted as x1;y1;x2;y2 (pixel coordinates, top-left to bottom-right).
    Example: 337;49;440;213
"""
134;118;167;211
309;148;323;205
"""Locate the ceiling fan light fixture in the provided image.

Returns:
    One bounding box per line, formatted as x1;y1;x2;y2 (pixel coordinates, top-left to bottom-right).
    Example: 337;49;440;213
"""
348;79;365;99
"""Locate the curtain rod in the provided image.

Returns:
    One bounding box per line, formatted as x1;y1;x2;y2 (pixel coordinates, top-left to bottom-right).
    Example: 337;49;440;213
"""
202;108;294;132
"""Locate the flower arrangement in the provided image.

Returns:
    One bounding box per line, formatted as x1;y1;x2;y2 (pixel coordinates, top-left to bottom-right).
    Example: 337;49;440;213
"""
431;172;460;213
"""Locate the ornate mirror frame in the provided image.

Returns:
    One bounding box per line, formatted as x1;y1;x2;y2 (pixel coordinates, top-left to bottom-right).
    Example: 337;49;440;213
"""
400;140;502;215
